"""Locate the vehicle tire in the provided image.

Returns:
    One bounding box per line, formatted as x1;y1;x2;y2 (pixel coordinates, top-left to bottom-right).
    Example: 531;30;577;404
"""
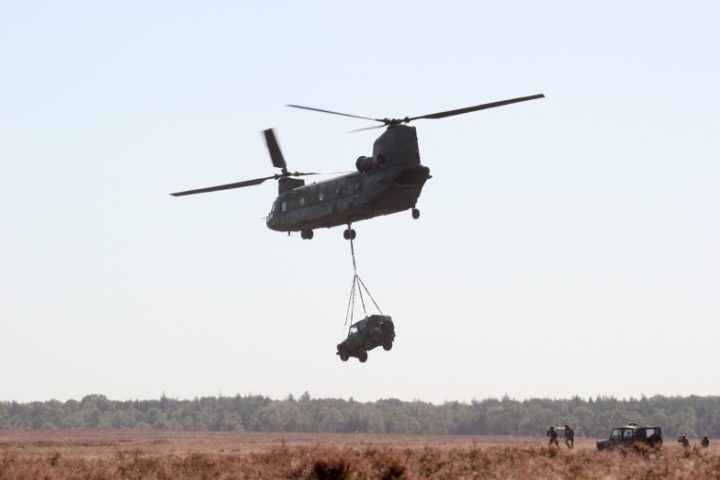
383;342;392;351
358;351;368;363
412;208;420;219
340;352;349;362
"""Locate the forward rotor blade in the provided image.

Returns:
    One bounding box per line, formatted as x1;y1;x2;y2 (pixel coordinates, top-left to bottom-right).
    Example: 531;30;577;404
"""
287;104;381;122
263;129;287;170
170;176;274;197
408;94;545;121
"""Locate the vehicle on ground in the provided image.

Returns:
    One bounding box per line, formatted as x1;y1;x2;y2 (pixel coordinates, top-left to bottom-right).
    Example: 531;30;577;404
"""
596;423;663;450
337;315;394;363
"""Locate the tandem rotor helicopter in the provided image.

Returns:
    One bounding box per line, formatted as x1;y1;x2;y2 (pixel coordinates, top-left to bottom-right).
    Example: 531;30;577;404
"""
171;94;544;240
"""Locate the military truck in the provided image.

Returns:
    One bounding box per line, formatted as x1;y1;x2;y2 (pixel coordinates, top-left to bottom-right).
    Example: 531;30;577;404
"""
337;315;395;363
596;423;663;450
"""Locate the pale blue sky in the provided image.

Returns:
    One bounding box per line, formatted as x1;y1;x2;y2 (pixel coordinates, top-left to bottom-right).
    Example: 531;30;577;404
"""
2;1;718;403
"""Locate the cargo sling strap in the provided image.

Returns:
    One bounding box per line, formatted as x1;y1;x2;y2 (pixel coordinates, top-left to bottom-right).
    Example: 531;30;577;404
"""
344;236;383;327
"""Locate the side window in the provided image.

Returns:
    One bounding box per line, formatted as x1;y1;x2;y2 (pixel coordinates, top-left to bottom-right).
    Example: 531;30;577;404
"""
335;187;342;196
319;192;324;201
299;197;305;207
354;182;362;191
623;430;633;439
281;201;288;212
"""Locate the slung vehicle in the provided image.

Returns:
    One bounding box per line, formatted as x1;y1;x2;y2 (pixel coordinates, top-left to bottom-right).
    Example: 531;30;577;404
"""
596;423;663;450
336;314;395;363
171;94;544;240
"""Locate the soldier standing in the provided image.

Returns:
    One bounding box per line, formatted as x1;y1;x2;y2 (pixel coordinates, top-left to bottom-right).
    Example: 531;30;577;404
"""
547;426;559;447
564;424;575;449
701;436;710;448
678;435;690;448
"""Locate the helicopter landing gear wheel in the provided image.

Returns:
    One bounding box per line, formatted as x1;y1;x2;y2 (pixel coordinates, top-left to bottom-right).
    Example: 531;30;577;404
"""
358;351;368;363
300;229;314;240
343;228;356;240
339;352;349;362
383;342;393;351
412;208;420;220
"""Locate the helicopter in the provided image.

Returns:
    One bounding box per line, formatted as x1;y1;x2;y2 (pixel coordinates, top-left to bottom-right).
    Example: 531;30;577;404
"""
171;94;544;240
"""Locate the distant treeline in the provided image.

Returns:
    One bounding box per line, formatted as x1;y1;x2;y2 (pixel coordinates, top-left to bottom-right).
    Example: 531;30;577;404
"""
1;394;718;438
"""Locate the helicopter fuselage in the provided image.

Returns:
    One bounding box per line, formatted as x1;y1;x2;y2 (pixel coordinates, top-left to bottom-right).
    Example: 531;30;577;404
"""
265;125;430;233
266;163;430;232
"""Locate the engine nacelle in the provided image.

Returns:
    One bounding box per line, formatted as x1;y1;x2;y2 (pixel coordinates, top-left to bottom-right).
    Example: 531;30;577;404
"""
355;155;385;172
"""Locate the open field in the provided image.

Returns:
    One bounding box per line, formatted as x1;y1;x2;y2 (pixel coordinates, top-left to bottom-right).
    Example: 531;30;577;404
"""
1;430;718;479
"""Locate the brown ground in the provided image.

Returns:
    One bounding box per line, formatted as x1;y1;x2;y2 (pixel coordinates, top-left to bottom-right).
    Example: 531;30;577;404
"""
0;430;717;479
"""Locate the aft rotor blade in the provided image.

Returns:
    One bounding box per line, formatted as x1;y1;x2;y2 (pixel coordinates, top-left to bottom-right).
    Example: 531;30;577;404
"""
263;129;287;170
408;94;545;121
287;104;381;122
348;124;386;133
170;176;274;197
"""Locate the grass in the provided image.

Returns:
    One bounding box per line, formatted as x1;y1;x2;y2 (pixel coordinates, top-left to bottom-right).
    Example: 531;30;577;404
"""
0;430;717;479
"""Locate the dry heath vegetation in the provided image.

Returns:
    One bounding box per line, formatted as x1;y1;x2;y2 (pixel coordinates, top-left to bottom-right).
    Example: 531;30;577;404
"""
0;431;718;479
